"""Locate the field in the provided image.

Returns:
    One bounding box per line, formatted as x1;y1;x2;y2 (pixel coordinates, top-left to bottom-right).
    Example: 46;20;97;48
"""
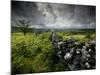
11;30;96;74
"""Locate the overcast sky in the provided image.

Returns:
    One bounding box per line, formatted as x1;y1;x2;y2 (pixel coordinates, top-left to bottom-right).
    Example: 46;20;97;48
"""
11;1;96;29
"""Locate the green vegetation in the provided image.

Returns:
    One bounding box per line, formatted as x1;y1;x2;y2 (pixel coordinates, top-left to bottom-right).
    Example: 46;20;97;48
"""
11;30;95;74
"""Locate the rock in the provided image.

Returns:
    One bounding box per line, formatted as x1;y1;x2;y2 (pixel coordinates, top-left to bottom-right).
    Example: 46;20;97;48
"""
88;49;92;52
57;41;64;45
64;52;72;60
76;49;81;54
85;62;90;68
51;34;96;70
73;59;79;65
90;40;96;45
82;46;87;49
57;51;62;55
70;48;74;53
86;54;91;57
85;42;90;47
75;42;80;46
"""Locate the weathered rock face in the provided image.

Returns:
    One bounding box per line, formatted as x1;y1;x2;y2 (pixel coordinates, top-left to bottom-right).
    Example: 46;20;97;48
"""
51;32;96;70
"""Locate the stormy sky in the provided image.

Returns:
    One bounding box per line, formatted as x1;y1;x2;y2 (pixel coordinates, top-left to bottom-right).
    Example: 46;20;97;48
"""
11;1;96;29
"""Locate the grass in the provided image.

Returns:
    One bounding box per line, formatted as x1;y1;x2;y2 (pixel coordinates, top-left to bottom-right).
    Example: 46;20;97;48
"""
11;31;95;74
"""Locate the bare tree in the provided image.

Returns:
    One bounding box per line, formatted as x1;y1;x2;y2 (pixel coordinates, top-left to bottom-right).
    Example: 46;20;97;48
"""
16;19;31;35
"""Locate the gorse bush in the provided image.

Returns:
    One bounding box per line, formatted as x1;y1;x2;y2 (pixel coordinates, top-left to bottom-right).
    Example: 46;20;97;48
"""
11;32;55;74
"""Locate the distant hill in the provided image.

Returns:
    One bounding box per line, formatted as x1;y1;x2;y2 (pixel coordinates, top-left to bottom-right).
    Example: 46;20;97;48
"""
11;26;95;33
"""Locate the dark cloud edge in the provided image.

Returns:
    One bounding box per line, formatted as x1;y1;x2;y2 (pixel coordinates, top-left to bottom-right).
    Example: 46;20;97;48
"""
11;0;96;7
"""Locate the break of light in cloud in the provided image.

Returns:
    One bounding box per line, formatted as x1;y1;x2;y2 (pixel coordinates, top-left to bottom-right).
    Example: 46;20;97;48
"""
11;1;96;29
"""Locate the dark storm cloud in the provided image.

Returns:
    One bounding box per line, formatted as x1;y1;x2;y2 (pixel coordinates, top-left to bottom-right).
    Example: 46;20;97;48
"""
11;1;96;29
11;1;46;27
